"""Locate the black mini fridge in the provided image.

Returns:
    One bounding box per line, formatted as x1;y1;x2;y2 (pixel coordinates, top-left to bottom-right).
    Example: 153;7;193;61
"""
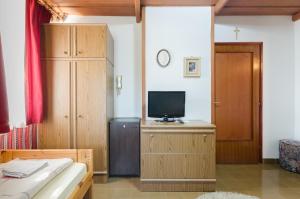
109;118;140;176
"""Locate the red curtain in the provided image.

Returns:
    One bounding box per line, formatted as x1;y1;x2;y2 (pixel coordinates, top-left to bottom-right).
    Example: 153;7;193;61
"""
0;36;10;134
25;0;51;125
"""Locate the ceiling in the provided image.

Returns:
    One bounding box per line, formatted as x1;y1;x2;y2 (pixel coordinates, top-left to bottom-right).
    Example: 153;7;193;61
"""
219;0;300;16
39;0;300;22
42;0;136;16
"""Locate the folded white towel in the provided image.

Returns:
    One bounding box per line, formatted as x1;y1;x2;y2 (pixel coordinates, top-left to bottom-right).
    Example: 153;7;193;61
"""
0;193;27;199
2;159;48;178
0;158;73;199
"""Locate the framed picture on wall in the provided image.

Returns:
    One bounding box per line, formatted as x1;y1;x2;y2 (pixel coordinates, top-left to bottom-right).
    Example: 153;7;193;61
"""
184;57;201;77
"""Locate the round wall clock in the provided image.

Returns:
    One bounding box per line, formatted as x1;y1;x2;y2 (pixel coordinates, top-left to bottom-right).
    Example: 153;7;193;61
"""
156;49;171;67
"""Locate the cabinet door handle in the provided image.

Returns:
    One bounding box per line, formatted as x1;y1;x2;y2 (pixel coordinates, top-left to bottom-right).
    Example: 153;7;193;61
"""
212;101;221;106
64;115;69;119
78;51;83;54
78;115;83;118
150;134;154;138
64;51;68;55
203;135;207;142
123;124;126;128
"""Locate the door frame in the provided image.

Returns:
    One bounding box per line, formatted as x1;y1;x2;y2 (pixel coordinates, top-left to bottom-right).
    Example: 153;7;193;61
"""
212;42;263;163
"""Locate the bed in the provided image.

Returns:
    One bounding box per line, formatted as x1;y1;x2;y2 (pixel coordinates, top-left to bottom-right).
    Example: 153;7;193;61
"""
0;149;93;199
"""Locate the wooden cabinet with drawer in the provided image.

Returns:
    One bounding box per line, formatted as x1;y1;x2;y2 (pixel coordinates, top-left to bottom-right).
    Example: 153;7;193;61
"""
140;120;216;192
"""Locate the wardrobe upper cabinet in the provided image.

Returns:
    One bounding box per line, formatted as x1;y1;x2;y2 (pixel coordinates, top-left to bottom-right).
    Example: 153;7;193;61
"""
74;26;106;58
41;25;71;58
41;24;114;63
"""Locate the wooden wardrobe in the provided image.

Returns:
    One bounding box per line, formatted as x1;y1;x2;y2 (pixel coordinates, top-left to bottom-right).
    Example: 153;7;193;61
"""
39;24;114;183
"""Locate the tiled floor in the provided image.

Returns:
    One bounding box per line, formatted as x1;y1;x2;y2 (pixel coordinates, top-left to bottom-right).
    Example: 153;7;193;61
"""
93;164;300;199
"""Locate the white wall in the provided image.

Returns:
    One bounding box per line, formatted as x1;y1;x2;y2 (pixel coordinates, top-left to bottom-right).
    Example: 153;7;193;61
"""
215;16;295;158
145;7;212;121
295;20;300;140
0;0;26;127
63;16;142;118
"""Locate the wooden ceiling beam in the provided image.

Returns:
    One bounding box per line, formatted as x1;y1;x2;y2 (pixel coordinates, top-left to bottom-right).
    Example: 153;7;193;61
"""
48;0;134;7
293;11;300;21
58;6;135;16
215;0;230;14
135;0;141;23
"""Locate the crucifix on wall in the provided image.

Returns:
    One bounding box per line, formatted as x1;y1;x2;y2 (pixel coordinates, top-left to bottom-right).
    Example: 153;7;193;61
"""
234;27;240;40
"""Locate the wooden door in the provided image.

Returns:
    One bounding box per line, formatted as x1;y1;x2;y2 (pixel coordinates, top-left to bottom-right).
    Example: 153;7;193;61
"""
214;43;262;164
75;61;107;173
41;25;71;58
39;61;71;149
74;25;106;58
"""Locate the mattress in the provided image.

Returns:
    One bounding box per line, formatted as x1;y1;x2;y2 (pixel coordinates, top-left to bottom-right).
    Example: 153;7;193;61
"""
33;163;87;199
0;158;73;199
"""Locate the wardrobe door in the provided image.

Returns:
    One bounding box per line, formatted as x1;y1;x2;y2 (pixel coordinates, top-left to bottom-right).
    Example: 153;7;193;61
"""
74;25;106;58
39;61;71;149
41;25;71;58
75;61;107;174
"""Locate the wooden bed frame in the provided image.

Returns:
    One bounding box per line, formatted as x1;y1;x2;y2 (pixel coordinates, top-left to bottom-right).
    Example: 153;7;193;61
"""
0;149;93;199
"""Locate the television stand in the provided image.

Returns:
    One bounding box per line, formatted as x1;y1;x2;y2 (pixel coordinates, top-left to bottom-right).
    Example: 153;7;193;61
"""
140;120;216;192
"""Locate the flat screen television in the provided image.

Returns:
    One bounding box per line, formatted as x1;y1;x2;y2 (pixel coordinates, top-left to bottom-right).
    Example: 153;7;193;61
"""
148;91;185;122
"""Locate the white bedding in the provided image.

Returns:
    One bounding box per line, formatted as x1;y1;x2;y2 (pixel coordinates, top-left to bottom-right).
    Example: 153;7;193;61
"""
33;163;87;199
0;158;73;199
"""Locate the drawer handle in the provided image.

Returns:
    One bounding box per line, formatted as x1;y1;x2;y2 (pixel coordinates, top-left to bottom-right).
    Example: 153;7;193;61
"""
150;134;154;138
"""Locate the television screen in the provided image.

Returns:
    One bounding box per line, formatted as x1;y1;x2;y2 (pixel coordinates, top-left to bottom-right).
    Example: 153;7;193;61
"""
148;91;185;119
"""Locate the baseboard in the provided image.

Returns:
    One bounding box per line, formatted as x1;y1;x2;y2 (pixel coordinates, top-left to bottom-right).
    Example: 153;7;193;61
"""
93;174;108;184
140;181;216;192
263;158;279;164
